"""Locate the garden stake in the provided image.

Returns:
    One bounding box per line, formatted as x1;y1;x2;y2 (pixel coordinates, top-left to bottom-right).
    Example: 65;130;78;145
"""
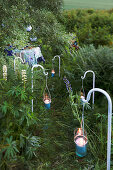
81;70;95;108
86;88;112;170
14;56;25;72
31;64;48;113
52;55;60;77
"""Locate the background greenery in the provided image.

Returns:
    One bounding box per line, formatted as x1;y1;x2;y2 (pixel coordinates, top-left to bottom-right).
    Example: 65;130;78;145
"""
0;0;113;169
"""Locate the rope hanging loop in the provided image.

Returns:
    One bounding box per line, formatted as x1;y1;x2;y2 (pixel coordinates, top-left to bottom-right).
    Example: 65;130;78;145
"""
43;75;51;109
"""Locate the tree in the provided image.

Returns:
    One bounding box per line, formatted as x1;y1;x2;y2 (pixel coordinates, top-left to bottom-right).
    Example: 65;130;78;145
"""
28;0;63;13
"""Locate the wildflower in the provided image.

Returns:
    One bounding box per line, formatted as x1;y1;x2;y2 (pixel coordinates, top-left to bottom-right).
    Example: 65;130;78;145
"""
22;70;27;84
3;65;7;81
63;76;72;93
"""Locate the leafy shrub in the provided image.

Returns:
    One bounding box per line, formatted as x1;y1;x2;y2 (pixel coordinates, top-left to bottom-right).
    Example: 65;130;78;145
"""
58;9;113;47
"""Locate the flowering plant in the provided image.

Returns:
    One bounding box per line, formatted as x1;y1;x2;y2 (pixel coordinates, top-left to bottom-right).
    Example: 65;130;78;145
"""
63;76;72;94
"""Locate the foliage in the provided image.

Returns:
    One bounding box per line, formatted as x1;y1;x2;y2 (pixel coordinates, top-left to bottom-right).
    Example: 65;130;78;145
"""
0;0;113;169
58;9;113;47
28;0;63;13
63;0;113;10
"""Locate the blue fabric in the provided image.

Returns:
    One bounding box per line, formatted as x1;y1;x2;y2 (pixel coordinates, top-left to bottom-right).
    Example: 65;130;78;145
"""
37;56;45;64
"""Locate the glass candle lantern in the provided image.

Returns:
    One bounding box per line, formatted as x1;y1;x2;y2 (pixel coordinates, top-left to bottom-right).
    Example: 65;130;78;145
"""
51;69;55;77
43;93;51;109
74;128;88;157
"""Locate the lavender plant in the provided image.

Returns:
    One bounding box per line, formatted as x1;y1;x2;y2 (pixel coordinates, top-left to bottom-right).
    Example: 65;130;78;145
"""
63;76;81;123
63;76;72;94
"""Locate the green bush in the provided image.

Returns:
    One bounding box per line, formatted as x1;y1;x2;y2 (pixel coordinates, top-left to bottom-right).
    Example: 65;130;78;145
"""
58;9;113;47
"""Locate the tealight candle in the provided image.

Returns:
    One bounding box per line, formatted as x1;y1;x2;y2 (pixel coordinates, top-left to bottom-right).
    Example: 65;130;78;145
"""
44;99;51;109
74;135;87;157
75;137;86;146
44;99;50;104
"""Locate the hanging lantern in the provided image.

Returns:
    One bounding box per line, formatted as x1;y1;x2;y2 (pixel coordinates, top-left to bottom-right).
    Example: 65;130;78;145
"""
43;93;51;109
43;76;51;109
3;65;7;81
26;25;32;32
74;128;88;157
51;69;55;77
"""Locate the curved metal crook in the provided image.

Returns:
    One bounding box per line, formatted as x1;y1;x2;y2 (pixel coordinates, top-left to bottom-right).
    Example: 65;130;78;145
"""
81;70;95;80
52;55;60;77
81;70;95;106
86;88;112;170
14;56;25;71
31;64;48;113
32;64;48;76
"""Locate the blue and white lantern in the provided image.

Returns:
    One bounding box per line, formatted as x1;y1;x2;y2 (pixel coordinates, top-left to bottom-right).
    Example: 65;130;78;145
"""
74;128;88;157
43;93;51;109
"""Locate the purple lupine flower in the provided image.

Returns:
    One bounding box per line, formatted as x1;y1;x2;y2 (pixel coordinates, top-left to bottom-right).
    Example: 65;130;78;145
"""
63;76;72;93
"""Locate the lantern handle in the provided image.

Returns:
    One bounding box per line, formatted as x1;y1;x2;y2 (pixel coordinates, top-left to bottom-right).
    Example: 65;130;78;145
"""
43;75;51;100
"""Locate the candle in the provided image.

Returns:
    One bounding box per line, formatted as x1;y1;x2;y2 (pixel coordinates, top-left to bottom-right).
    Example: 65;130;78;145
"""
75;137;86;146
44;99;50;104
44;99;51;109
74;135;87;157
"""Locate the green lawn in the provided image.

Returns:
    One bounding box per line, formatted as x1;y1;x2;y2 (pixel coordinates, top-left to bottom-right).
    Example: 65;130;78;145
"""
63;0;113;9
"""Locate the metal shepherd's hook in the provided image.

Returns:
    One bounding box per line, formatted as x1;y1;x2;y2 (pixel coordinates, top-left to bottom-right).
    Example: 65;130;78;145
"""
81;70;95;107
14;57;25;72
31;64;48;113
86;88;112;170
52;55;60;77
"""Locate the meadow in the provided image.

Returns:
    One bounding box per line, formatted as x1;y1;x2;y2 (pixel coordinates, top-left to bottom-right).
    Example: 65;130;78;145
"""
63;0;113;9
